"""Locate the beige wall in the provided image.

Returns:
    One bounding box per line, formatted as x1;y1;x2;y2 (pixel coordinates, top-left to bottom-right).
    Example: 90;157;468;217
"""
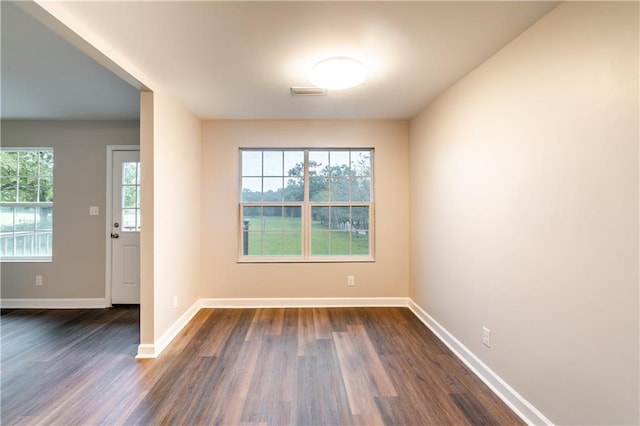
143;91;202;343
409;2;639;424
201;120;409;299
0;120;139;299
139;92;154;346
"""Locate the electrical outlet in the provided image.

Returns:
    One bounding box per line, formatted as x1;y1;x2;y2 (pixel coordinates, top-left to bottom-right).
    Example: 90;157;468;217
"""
172;295;178;309
347;275;355;287
482;326;491;348
35;275;43;286
89;206;99;216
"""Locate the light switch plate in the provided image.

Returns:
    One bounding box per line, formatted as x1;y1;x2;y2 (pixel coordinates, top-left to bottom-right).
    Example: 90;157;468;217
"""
89;206;99;216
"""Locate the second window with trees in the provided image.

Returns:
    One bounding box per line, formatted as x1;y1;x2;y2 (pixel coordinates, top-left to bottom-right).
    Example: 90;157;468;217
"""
240;148;373;261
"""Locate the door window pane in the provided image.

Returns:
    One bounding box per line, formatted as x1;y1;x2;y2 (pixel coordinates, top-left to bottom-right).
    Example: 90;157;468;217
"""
123;186;137;208
121;161;141;232
123;162;138;184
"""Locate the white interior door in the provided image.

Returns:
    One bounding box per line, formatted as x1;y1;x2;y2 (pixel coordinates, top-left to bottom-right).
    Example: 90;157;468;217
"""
111;150;140;304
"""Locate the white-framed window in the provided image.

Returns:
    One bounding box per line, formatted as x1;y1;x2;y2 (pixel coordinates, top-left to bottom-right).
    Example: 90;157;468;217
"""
0;148;54;262
239;148;373;262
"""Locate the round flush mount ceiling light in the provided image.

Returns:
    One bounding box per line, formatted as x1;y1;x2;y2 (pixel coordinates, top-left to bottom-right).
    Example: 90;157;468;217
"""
308;57;367;90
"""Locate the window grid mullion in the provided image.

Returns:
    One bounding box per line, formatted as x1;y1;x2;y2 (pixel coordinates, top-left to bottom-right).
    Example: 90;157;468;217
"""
259;206;264;255
303;150;310;259
15;152;21;203
12;208;16;255
348;152;352;203
261;151;265;203
349;205;353;255
280;208;284;255
30;207;36;254
36;153;41;203
3;202;52;208
328;206;332;254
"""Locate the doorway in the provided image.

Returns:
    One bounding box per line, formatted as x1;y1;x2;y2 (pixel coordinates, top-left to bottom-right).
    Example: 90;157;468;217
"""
106;146;140;304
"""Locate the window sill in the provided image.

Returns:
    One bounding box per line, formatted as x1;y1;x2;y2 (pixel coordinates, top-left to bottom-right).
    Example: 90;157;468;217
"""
0;257;52;263
238;256;375;264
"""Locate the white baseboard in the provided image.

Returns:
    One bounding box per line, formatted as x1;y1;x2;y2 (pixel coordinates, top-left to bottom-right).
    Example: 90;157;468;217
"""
0;298;110;309
136;299;201;359
135;344;156;359
200;297;409;308
407;299;552;426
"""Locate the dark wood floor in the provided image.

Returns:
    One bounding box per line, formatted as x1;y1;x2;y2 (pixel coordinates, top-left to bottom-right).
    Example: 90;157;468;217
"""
1;306;523;425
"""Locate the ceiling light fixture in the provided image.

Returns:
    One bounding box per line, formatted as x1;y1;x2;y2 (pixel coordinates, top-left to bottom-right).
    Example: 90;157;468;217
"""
308;57;367;90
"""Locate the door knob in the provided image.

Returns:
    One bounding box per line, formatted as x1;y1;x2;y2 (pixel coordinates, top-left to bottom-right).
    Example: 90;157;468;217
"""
110;233;120;239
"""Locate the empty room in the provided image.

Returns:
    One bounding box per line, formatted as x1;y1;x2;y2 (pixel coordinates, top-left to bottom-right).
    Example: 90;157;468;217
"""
1;1;638;425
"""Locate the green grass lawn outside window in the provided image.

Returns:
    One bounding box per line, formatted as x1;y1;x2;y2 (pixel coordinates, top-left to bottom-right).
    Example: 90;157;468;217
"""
244;216;369;256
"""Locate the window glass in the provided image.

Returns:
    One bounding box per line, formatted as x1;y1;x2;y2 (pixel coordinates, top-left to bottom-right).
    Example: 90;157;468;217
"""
240;149;373;261
121;161;141;232
242;151;262;176
0;148;54;260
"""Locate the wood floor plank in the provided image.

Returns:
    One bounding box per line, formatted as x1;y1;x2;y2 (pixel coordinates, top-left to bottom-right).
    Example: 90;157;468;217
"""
35;355;136;425
170;307;215;354
245;308;284;341
209;340;263;425
1;306;525;426
241;334;298;424
356;307;403;356
98;384;150;426
312;307;333;340
381;352;470;425
280;308;299;339
333;324;398;424
130;308;257;425
297;308;316;356
10;416;41;426
296;355;347;426
451;392;501;426
343;325;398;397
382;337;474;424
183;308;258;423
195;308;241;357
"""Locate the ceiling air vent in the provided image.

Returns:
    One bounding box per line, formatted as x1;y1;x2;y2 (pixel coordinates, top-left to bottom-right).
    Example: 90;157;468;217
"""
290;87;327;96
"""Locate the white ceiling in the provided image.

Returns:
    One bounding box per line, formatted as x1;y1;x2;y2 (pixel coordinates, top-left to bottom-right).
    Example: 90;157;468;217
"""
1;1;140;120
3;1;559;121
